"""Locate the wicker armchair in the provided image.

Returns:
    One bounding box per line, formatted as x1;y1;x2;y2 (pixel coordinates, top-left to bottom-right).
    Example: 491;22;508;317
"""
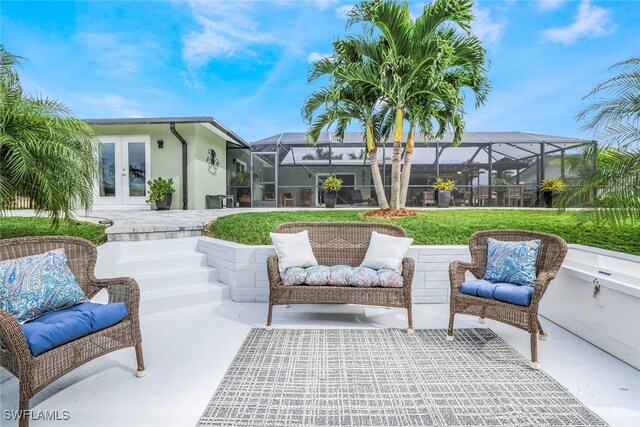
447;230;567;369
0;236;146;427
267;222;415;332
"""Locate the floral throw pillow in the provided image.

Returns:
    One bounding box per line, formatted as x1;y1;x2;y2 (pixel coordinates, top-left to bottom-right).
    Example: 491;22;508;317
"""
0;248;87;324
484;238;541;287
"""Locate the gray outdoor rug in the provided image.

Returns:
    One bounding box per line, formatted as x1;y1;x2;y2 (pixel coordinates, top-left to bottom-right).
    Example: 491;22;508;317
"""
197;328;607;426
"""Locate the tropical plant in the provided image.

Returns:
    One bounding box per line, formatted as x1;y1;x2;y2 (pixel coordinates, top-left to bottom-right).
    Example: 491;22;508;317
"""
303;40;391;209
146;177;175;203
432;178;457;192
0;46;97;226
559;57;640;225
231;170;250;186
541;178;566;193
322;176;343;192
304;0;489;211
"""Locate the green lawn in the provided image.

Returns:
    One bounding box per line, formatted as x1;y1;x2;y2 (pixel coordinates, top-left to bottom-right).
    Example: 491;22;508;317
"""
0;217;107;245
208;210;640;255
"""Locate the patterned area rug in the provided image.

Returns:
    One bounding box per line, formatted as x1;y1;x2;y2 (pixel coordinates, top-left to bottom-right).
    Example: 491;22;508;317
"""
197;328;607;426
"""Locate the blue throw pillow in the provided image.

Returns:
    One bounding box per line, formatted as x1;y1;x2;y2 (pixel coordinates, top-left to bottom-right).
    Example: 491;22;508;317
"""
0;248;87;324
484;238;541;286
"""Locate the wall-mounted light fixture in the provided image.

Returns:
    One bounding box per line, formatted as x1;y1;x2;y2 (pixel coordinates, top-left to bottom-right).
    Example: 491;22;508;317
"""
232;158;237;165
157;140;164;149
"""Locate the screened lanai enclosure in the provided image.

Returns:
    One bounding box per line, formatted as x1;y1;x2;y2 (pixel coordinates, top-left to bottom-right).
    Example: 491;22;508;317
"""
226;132;596;208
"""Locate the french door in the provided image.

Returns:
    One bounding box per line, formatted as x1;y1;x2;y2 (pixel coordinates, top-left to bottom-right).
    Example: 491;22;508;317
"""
95;136;150;206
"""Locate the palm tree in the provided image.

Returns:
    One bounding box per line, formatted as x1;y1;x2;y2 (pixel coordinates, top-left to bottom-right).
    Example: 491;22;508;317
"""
559;57;640;225
341;0;488;209
303;40;391;209
0;46;97;225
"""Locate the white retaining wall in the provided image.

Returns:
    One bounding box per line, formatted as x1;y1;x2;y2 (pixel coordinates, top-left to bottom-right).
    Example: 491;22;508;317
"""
197;237;470;303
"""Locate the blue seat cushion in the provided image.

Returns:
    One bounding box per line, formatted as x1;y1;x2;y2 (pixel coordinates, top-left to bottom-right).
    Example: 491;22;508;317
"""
460;279;534;307
21;302;128;356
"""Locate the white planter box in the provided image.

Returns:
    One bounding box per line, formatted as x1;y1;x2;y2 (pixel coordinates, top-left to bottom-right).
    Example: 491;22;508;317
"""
540;245;640;369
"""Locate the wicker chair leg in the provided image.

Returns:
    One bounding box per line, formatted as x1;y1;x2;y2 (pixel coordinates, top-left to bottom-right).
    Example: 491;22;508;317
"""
135;343;147;377
537;318;548;340
406;305;414;334
19;398;29;427
266;302;274;330
530;331;541;369
446;312;455;341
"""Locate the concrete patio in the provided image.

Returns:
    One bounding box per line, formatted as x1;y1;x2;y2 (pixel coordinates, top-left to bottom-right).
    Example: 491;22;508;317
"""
1;300;639;427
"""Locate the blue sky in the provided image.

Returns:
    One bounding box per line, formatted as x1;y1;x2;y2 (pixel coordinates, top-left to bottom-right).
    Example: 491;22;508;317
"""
2;0;639;142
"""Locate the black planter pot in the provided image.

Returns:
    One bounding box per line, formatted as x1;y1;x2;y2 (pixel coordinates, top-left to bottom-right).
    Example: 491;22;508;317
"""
437;190;452;208
154;193;173;210
324;191;337;208
543;191;553;208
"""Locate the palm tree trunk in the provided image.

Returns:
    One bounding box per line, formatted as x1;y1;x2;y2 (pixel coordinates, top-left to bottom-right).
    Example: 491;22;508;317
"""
399;122;415;208
366;123;389;209
390;107;404;210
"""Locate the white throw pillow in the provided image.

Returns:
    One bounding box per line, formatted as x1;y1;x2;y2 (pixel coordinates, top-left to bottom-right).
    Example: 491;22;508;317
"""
270;230;318;272
360;231;413;274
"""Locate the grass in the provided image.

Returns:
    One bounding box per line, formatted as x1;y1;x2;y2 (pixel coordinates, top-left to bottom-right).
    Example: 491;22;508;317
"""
0;217;107;245
208;209;640;255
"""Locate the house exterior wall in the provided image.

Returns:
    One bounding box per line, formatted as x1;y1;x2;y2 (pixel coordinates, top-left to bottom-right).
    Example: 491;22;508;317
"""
93;123;228;210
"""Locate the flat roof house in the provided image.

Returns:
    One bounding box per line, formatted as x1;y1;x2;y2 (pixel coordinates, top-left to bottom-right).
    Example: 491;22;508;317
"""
87;117;248;210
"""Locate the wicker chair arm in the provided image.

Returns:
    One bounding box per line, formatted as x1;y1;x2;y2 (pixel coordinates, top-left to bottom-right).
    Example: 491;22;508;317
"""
449;261;478;292
401;257;415;290
90;277;140;317
0;310;32;365
531;271;557;305
267;255;283;289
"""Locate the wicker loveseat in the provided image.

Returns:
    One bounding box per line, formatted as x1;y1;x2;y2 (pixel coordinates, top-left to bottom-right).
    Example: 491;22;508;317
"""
0;236;145;427
447;230;567;369
266;222;415;331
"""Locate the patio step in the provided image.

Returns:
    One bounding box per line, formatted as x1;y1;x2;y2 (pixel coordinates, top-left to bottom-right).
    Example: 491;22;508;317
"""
139;281;230;315
130;266;218;291
95;237;229;314
113;252;207;277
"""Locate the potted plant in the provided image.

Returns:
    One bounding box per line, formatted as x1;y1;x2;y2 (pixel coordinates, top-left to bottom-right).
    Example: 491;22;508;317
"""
433;178;457;208
146;177;176;210
540;178;566;208
231;171;251;207
322;176;342;208
300;188;313;207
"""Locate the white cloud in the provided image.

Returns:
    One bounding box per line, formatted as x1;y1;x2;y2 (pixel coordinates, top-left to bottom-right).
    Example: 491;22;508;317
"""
335;4;354;18
314;0;339;11
80;94;145;118
537;0;566;11
542;0;614;44
182;0;276;65
472;7;505;46
307;52;331;63
77;33;159;77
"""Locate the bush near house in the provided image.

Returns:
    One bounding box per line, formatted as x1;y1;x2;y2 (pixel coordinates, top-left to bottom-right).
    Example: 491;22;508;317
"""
208;210;640;255
0;217;106;245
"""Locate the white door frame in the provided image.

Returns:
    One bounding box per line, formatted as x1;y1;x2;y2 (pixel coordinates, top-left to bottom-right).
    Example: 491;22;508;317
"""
95;135;151;208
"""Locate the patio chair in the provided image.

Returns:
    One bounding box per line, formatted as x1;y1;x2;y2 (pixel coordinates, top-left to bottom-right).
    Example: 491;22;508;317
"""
423;191;436;206
447;230;567;369
506;185;524;207
0;236;146;427
281;193;295;207
350;189;364;206
477;187;497;206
